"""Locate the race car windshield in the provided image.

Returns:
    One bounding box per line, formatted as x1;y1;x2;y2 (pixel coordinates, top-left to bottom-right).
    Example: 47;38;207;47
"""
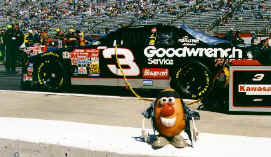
180;25;229;46
156;32;176;47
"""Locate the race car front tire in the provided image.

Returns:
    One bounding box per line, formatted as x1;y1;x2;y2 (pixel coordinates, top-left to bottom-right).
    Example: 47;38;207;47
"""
33;58;70;91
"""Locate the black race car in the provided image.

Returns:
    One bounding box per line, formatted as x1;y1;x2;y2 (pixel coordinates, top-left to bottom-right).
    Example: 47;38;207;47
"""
21;24;268;103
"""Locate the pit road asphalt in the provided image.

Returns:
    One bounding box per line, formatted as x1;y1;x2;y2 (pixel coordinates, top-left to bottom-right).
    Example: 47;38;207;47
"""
0;65;271;138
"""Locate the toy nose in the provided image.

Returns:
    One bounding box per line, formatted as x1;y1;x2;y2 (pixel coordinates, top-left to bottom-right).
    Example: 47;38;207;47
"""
160;103;175;117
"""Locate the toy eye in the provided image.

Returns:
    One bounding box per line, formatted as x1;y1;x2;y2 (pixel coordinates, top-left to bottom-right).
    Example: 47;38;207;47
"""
160;97;169;105
168;97;175;104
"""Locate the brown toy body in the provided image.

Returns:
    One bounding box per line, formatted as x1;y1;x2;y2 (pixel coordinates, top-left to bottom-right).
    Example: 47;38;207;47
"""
154;98;186;137
143;88;199;148
154;95;186;137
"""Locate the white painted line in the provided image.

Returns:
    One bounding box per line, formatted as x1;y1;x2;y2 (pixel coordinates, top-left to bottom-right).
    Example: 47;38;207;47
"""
0;90;198;104
0;90;138;100
0;117;270;157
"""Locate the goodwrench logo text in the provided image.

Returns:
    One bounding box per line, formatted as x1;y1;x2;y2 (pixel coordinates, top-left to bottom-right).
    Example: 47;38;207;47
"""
178;38;199;43
178;36;199;46
144;46;243;59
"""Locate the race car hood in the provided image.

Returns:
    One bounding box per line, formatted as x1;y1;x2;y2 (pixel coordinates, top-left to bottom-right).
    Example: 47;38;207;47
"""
180;25;230;46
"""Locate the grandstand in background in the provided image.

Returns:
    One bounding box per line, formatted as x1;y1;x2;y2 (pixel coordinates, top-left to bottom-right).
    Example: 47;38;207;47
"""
0;0;271;39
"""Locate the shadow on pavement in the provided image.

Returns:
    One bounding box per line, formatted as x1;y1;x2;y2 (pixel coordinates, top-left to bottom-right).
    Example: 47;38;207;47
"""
0;64;161;98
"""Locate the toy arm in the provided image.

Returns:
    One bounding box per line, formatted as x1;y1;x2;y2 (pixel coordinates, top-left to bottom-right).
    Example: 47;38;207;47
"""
142;101;155;119
183;103;200;120
184;104;200;147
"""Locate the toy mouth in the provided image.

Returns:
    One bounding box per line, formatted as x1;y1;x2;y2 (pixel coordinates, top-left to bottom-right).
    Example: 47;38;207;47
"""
160;116;176;127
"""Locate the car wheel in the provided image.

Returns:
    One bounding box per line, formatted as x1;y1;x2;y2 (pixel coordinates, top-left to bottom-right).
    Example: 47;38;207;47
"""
35;59;69;91
171;61;212;99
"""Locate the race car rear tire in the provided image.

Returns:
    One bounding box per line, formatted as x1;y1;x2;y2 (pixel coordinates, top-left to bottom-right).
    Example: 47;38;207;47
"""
34;58;70;91
171;61;212;99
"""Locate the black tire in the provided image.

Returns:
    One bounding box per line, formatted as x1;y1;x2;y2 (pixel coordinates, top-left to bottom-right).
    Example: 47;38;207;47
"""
34;56;70;91
171;61;212;99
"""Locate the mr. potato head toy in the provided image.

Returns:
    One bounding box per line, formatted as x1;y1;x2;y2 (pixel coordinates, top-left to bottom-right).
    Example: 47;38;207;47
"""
142;88;200;149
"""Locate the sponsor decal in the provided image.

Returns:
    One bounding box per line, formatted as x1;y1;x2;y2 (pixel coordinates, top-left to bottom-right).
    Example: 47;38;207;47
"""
41;51;59;58
78;59;91;65
73;67;79;75
103;48;140;76
71;49;99;59
151;27;157;33
25;45;43;55
149;35;156;46
88;55;100;77
62;51;70;59
57;40;63;48
149;27;157;46
78;67;87;75
27;67;33;76
238;84;271;95
23;74;32;81
97;46;107;49
142;68;169;79
71;49;89;65
143;79;153;87
252;73;264;81
252;98;264;102
144;46;243;59
70;48;100;76
231;59;261;66
147;58;173;65
230;67;271;110
26;63;33;76
178;36;199;46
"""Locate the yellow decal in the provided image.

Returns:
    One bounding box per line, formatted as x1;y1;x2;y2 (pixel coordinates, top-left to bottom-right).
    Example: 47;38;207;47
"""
175;68;182;79
41;51;59;58
89;63;100;74
37;62;45;85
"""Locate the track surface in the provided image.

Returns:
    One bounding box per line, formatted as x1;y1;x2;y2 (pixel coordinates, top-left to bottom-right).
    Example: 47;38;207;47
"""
0;90;271;138
1;117;271;157
0;65;271;138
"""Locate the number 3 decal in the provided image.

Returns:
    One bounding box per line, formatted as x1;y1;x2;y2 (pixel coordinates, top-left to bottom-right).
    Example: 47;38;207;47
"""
252;73;264;81
103;48;140;76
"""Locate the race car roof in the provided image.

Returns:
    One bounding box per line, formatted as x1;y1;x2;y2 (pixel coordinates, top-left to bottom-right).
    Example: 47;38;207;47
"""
180;25;230;46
